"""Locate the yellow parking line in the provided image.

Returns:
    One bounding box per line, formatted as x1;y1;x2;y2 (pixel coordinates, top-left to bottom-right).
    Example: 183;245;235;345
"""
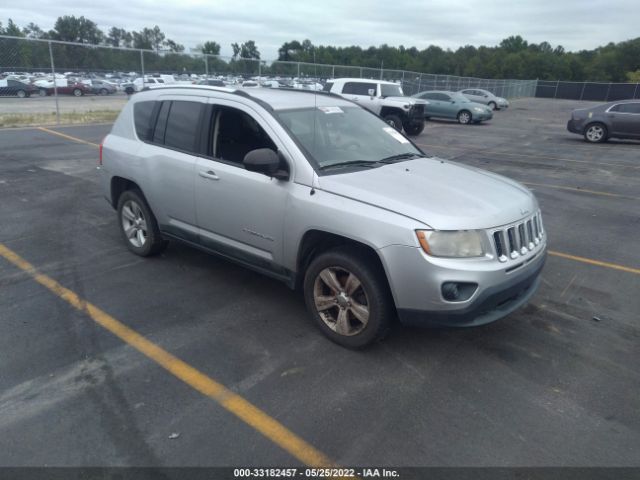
38;126;99;148
522;182;640;201
0;243;334;467
549;250;640;275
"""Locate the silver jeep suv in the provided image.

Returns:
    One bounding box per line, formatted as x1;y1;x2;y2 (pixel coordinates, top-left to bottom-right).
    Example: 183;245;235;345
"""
99;86;546;348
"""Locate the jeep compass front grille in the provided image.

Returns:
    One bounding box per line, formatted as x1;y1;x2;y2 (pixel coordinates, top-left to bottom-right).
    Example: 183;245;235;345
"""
411;104;424;118
492;212;544;263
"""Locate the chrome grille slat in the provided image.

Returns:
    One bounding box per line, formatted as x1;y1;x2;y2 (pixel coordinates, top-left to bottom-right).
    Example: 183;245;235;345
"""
493;211;544;263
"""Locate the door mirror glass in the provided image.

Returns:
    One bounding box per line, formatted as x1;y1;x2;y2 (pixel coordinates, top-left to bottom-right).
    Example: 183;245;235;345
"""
243;148;288;180
368;88;375;97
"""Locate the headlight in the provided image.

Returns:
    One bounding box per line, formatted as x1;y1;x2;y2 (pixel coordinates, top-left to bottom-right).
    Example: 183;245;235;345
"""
403;104;411;109
416;230;485;258
473;107;484;112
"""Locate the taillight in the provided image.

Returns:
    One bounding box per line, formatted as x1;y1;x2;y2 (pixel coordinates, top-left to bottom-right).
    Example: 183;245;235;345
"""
99;137;105;165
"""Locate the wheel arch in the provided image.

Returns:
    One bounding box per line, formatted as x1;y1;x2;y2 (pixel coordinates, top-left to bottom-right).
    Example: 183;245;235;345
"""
110;176;147;210
379;106;406;119
295;230;394;303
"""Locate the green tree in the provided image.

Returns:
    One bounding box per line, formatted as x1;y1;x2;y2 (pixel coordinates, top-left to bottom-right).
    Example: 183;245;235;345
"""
200;41;221;55
22;23;45;39
3;18;24;37
164;39;184;53
627;70;640;82
107;27;132;48
50;15;103;44
240;40;260;59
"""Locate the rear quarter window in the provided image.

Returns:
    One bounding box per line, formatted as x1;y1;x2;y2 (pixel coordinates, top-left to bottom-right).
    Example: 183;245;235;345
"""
133;101;156;141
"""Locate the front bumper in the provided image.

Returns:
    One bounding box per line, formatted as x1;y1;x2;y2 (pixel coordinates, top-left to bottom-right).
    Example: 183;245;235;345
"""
567;119;583;134
474;111;493;121
379;241;546;328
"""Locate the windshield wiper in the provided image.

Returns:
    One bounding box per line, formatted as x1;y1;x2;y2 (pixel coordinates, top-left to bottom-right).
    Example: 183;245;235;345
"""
378;153;423;164
319;160;381;171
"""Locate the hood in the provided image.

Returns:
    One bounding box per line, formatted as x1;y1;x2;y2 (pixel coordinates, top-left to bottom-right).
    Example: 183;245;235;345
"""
316;158;536;230
385;96;428;105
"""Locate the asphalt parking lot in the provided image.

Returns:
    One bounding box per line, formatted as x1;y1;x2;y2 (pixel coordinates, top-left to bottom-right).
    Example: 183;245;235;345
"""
0;97;639;469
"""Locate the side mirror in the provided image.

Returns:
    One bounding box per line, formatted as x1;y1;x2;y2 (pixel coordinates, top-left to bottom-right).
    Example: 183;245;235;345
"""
243;148;289;180
368;88;375;97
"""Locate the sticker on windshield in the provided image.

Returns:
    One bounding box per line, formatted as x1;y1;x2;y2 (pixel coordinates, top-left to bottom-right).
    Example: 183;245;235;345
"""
318;106;344;114
383;127;410;143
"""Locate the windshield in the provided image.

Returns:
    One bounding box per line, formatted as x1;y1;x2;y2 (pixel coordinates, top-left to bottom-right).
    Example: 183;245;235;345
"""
380;84;403;97
451;93;470;103
275;106;423;170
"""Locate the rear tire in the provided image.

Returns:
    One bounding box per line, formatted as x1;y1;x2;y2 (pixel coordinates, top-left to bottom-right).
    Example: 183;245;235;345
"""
16;90;26;98
39;89;47;97
457;110;472;124
383;114;403;132
583;123;608;143
73;88;83;97
303;247;394;348
117;189;167;257
99;88;108;95
488;101;497;110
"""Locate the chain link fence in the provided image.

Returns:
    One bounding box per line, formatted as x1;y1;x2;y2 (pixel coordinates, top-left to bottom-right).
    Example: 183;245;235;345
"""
1;35;540;126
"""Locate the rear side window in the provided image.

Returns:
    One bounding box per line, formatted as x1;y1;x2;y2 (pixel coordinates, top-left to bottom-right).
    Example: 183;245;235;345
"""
616;103;640;114
163;101;203;153
134;101;156;141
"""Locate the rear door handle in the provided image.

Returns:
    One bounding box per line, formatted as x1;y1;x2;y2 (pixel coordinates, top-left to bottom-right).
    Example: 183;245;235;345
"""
199;170;219;181
351;97;359;101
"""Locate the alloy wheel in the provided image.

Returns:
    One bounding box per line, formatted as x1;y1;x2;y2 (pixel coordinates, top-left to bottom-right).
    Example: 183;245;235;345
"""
586;125;604;142
313;267;370;336
121;200;148;248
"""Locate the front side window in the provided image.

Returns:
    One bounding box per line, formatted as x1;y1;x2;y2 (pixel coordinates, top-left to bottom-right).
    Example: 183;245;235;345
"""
380;84;403;97
212;107;277;165
276;106;423;171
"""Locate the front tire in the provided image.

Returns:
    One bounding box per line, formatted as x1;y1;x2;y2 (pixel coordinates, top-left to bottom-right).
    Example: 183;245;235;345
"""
303;247;394;348
583;123;608;143
73;88;83;97
403;122;425;136
16;90;26;98
383;114;403;132
99;88;108;96
457;110;472;124
117;190;167;256
39;89;47;97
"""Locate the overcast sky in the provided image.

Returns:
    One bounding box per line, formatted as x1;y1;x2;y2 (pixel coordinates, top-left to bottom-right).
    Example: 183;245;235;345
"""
3;0;638;59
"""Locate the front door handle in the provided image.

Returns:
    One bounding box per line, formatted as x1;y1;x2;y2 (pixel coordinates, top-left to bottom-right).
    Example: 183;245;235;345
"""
351;97;359;101
199;170;219;181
